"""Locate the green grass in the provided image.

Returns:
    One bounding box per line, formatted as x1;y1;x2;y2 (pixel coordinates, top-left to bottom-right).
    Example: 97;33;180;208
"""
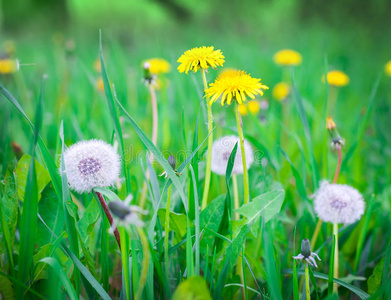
0;21;390;300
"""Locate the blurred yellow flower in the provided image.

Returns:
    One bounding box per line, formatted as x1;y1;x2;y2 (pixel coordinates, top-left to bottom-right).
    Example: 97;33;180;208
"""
94;58;101;73
206;70;268;106
326;116;336;130
177;46;225;74
0;59;18;74
273;49;302;66
272;82;290;101
219;68;237;76
385;61;391;76
143;58;171;74
238;103;248;115
239;100;260;115
323;70;350;87
96;77;104;92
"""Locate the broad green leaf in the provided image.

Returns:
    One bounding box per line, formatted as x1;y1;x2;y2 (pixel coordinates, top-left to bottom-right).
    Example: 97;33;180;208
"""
78;199;100;245
214;225;250;299
158;209;193;244
235;190;285;235
0;273;15;300
37;257;78;300
199;194;225;251
368;258;384;294
172;276;211;300
15;154;50;201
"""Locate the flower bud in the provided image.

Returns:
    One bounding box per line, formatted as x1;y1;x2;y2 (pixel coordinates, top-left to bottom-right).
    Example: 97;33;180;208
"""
301;239;311;258
168;155;176;171
326;116;344;147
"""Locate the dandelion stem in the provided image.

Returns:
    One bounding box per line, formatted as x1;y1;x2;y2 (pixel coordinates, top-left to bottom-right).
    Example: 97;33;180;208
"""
310;219;322;250
304;262;311;300
333;222;339;293
332;145;342;184
149;84;158;147
201;68;213;210
234;102;250;204
232;174;240;220
135;226;150;300
164;185;172;280
95;192;121;250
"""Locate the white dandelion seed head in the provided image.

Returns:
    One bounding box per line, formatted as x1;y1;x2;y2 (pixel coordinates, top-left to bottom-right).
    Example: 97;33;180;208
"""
62;139;121;193
210;135;254;176
314;181;365;225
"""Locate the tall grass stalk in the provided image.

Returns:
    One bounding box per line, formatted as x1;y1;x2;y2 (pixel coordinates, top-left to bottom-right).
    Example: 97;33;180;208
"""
201;68;213;209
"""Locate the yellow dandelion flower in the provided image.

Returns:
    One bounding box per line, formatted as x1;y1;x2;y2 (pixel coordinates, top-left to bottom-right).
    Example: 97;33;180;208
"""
273;49;302;66
0;59;18;74
272;82;290;101
94;58;101;73
385;61;391;76
326;116;336;130
323;70;350;87
238;104;248;115
177;46;225;74
96;77;104;92
143;58;171;74
206;70;268;106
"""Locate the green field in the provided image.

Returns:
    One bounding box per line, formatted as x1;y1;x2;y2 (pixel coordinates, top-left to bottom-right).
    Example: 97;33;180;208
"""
1;1;391;299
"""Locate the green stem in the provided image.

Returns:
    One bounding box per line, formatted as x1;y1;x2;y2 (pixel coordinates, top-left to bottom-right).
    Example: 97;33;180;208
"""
201;69;213;210
310;219;322;250
119;227;131;300
305;262;310;300
333;222;339;293
135;227;150;300
164;186;172;280
232;174;240;220
234;102;250;204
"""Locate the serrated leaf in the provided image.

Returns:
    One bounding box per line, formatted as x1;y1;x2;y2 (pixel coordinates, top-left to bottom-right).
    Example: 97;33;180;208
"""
235;190;285;235
368;258;384;294
15;154;50;202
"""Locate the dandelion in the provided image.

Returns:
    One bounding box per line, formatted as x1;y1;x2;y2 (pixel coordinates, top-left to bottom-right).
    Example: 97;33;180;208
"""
177;46;224;74
0;58;19;74
178;46;225;210
293;239;321;300
62;139;121;193
384;61;391;76
314;181;365;225
206;70;268;106
210;135;254;217
143;58;171;75
272;82;290;101
206;70;267;204
96;77;104;92
323;70;350;87
210;135;254;176
314;180;365;290
273;49;302;66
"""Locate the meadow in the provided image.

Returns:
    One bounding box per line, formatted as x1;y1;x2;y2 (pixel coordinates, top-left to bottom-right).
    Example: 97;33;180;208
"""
0;16;391;300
